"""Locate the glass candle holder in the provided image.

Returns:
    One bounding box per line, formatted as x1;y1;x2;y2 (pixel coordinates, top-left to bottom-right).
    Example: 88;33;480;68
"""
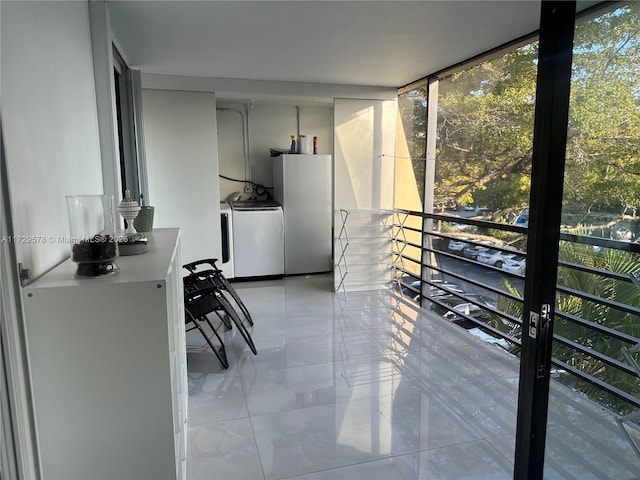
66;194;119;278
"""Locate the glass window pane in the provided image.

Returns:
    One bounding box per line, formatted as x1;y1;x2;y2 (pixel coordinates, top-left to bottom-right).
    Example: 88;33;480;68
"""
435;43;538;226
396;84;427;210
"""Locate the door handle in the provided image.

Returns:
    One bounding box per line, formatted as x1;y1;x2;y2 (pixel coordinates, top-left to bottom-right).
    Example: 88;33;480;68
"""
529;304;553;378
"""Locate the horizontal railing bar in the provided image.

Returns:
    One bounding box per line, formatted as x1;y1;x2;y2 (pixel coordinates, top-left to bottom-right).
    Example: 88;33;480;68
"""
393;223;422;234
393;253;422;266
396;208;530;235
558;260;636;283
554;309;640;346
397;283;420;297
393;239;423;250
550;358;640;410
426;290;523;328
557;285;640;317
399;208;640;253
391;291;522;347
439;308;522;346
392;208;640;412
560;232;640;254
421;256;525;304
552;335;640;378
395;270;419;281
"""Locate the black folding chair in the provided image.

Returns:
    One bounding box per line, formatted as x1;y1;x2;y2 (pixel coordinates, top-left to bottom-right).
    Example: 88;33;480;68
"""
184;271;257;356
184;271;232;330
184;286;229;369
183;259;254;326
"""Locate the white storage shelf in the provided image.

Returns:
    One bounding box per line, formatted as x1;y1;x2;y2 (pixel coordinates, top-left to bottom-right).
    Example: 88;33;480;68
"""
334;209;395;293
22;228;187;480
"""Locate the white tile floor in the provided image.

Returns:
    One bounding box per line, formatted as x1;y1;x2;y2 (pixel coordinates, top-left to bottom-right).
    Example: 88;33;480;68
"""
185;274;640;480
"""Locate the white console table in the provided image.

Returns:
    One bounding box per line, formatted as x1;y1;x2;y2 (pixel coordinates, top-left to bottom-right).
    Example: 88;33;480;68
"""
23;228;187;480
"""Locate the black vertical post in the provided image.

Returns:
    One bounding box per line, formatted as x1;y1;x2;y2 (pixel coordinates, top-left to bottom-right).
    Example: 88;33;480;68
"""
514;2;576;479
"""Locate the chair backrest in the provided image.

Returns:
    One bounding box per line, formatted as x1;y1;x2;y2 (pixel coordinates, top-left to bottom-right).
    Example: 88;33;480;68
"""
183;270;223;292
184;285;222;320
183;259;221;274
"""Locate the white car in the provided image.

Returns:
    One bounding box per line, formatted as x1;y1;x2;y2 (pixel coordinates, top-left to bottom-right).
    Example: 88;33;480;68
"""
462;241;495;260
429;282;464;297
477;249;517;268
410;281;464;302
467;328;512;350
448;239;468;252
443;302;482;320
501;256;526;275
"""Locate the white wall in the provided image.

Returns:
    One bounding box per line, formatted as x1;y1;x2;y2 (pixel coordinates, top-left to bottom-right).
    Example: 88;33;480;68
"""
332;98;397;291
334;98;396;211
216;102;333;201
142;89;221;264
1;0;104;280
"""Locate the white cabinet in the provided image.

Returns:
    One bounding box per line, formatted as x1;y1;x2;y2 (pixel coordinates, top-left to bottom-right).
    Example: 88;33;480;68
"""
23;228;187;480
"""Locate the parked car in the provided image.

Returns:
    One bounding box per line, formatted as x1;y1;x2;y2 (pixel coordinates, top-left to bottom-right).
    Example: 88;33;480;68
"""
396;276;421;295
514;208;529;228
462;241;494;260
445;313;511;350
429;294;470;315
501;255;526;275
428;281;464;297
411;281;465;303
443;302;483;320
476;249;517;268
448;239;469;253
430;294;489;316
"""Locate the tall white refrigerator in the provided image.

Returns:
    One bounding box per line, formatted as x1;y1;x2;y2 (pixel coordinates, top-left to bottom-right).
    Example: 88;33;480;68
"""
273;154;332;275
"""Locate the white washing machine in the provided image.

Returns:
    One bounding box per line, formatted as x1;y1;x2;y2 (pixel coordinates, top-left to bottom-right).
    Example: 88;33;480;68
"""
230;199;284;278
219;202;234;279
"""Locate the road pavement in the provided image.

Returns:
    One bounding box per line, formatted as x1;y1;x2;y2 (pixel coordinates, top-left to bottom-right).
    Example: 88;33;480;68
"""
428;251;524;302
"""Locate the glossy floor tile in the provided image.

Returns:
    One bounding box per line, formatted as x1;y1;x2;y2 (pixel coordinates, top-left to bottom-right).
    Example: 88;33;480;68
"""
185;274;640;480
286;439;513;480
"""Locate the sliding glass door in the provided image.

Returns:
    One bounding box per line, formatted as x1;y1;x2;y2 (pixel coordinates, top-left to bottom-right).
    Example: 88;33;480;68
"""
395;2;640;477
542;3;640;478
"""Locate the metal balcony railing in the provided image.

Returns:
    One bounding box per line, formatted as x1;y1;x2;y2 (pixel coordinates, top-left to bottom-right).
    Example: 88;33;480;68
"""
390;208;640;415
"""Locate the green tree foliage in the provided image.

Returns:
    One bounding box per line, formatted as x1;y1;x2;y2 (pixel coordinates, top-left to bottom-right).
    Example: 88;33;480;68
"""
434;44;537;208
565;4;640;217
473;173;531;211
430;4;640;218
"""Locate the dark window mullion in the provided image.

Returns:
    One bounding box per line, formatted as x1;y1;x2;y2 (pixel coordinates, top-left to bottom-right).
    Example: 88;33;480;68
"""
514;2;577;479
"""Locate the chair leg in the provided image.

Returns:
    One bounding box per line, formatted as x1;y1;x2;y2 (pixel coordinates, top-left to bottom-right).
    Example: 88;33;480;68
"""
219;277;254;326
217;311;233;330
217;294;257;355
191;317;229;369
203;291;232;330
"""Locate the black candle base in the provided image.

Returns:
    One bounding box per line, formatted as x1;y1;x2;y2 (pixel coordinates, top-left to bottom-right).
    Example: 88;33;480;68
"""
71;235;119;277
74;261;119;278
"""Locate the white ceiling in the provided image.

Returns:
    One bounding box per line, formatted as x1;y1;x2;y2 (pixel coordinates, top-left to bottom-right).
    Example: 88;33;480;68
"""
108;0;544;89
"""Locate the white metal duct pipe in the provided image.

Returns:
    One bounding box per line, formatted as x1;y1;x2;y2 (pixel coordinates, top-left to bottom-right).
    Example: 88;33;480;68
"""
216;107;250;185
